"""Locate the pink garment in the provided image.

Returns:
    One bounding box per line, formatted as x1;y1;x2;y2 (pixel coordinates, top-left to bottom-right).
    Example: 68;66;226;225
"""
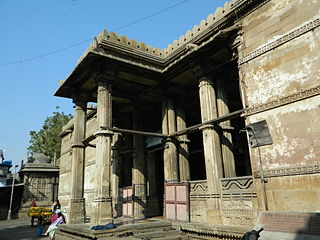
51;215;65;226
50;214;58;223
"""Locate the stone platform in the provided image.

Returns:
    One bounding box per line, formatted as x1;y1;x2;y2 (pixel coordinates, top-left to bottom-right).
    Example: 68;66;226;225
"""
55;217;251;240
55;219;186;240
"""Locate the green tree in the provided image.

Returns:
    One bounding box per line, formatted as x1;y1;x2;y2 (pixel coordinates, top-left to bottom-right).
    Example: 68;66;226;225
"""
28;107;73;159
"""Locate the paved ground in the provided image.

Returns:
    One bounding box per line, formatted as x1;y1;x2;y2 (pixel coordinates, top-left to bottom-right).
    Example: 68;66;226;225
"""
0;218;50;240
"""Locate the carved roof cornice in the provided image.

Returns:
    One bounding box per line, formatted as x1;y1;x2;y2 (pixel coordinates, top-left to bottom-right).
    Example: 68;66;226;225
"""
56;0;268;98
76;0;265;68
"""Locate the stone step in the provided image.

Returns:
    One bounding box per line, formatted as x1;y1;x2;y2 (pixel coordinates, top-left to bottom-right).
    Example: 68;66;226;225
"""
133;229;184;239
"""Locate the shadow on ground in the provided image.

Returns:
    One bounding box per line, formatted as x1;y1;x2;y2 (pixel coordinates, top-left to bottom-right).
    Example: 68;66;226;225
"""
0;219;49;240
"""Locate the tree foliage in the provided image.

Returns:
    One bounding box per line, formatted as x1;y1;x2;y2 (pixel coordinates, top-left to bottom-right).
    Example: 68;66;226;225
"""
28;108;72;159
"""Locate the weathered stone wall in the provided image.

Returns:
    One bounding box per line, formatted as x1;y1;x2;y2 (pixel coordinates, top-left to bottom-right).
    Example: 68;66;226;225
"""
239;0;320;212
189;180;207;223
257;174;320;212
59;112;98;218
59;131;72;214
83;115;97;218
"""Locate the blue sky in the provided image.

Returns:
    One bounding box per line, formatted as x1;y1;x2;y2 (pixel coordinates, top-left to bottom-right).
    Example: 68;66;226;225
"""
0;0;227;168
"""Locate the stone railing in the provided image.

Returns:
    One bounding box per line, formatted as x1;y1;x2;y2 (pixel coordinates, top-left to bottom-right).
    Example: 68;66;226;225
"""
189;180;208;196
221;176;253;193
220;176;257;227
189;180;208;223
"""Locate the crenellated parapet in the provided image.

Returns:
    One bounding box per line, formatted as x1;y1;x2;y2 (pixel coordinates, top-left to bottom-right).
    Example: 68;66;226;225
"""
163;1;234;57
76;0;253;66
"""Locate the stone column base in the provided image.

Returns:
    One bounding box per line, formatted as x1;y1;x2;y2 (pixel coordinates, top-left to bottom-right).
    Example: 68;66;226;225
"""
206;197;222;225
91;196;113;225
68;198;86;224
112;196;123;218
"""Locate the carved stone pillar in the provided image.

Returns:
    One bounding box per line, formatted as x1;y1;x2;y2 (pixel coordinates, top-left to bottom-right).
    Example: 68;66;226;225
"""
162;99;179;182
176;103;190;182
69;97;87;224
146;152;158;216
132;111;146;220
198;77;223;224
91;77;113;225
216;85;236;178
111;133;122;218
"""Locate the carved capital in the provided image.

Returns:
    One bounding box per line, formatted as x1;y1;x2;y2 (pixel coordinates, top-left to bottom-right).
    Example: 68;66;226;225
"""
72;95;88;110
94;130;114;137
199;124;215;131
177;137;190;144
96;70;115;91
198;76;213;88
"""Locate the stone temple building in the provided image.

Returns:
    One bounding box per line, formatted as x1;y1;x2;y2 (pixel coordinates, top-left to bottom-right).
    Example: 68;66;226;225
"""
55;0;320;239
20;153;59;207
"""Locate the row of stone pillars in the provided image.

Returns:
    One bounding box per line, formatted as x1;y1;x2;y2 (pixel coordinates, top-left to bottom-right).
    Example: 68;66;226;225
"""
67;73;236;225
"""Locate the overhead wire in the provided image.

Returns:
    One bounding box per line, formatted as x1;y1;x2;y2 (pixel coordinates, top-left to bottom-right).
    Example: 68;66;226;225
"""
0;0;190;68
0;0;75;18
0;134;28;146
0;1;77;105
0;0;191;162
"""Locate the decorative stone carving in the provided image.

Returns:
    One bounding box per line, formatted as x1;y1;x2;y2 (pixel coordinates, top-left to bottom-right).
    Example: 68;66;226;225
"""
254;163;320;178
239;18;320;65
190;180;208;194
221;177;253;192
244;86;320;116
220;177;257;226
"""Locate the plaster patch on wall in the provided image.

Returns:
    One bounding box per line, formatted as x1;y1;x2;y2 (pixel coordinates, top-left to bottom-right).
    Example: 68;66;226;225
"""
248;68;307;105
248;96;320;169
84;164;95;190
259;115;297;162
304;147;316;161
248;54;317;105
267;0;293;18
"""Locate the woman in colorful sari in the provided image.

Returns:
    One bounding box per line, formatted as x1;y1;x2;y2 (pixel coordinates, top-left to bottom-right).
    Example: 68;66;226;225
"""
43;209;65;239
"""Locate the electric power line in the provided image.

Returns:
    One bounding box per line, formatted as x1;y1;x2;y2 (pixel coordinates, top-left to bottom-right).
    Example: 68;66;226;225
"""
0;0;190;68
0;134;28;146
0;1;78;106
0;0;75;18
111;0;190;32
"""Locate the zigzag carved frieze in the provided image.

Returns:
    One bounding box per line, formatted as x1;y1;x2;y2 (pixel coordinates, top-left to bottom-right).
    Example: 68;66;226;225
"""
254;164;320;178
239;18;320;65
221;178;253;190
244;86;320;116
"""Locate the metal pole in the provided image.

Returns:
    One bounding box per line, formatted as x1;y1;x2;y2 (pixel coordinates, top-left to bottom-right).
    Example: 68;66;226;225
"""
7;165;18;220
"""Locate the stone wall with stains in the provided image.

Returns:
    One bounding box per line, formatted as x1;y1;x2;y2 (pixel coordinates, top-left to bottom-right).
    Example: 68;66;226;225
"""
58;112;98;219
58;127;72;215
239;0;320;211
